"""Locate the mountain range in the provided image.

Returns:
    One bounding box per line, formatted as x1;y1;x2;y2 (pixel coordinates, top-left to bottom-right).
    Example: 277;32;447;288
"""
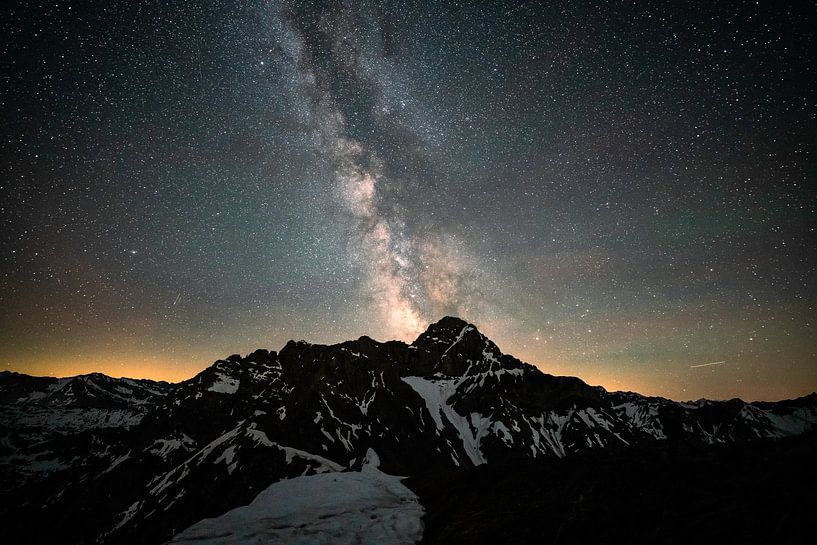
2;316;815;544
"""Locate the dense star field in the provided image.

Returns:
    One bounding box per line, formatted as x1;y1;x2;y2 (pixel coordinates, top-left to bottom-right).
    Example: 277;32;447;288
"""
1;0;815;400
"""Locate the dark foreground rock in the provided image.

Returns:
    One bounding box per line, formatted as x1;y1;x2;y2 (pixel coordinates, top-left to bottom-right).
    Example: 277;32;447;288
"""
408;431;817;545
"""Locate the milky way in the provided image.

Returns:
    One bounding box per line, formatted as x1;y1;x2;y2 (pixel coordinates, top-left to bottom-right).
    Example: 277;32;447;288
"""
275;1;498;342
1;0;815;400
275;3;502;341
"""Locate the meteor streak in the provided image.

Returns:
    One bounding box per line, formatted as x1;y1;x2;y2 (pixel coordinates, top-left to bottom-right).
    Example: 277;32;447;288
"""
690;360;727;368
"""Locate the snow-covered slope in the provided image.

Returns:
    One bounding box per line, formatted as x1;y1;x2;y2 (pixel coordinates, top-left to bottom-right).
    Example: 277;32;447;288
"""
167;449;423;545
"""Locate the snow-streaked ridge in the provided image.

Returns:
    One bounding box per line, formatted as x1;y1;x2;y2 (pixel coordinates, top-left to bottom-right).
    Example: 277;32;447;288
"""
402;375;488;465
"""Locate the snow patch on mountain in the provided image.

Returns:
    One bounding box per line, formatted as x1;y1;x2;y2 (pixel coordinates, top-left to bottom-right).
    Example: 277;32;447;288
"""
0;405;144;433
764;408;816;436
149;435;195;458
613;402;667;439
207;372;239;394
245;427;344;472
402;375;488;465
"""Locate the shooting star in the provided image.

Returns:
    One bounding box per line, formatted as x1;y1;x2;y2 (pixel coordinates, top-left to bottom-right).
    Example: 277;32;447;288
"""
690;360;726;369
173;293;181;306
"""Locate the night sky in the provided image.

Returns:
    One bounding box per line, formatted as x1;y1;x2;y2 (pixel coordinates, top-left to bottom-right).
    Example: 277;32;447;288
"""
2;0;815;401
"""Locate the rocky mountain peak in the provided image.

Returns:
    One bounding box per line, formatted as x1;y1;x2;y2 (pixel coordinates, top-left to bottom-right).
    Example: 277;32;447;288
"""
409;316;504;378
412;316;475;348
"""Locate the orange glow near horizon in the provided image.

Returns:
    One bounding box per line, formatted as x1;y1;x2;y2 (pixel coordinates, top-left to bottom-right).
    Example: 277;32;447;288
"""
6;355;202;384
7;347;814;403
5;353;652;397
3;314;815;402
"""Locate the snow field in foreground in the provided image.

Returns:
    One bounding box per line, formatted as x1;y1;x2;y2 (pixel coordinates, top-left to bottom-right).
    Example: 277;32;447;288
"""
167;449;424;545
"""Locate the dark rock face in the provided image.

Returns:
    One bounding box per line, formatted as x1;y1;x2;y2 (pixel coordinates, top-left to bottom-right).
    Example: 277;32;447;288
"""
408;431;817;545
1;316;815;545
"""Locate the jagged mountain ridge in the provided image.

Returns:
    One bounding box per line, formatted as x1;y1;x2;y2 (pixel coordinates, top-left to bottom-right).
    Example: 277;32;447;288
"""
0;371;172;409
1;316;815;545
0;371;173;491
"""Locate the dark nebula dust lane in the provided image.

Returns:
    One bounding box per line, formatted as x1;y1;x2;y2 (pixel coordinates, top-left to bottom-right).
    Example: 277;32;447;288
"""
1;0;815;400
